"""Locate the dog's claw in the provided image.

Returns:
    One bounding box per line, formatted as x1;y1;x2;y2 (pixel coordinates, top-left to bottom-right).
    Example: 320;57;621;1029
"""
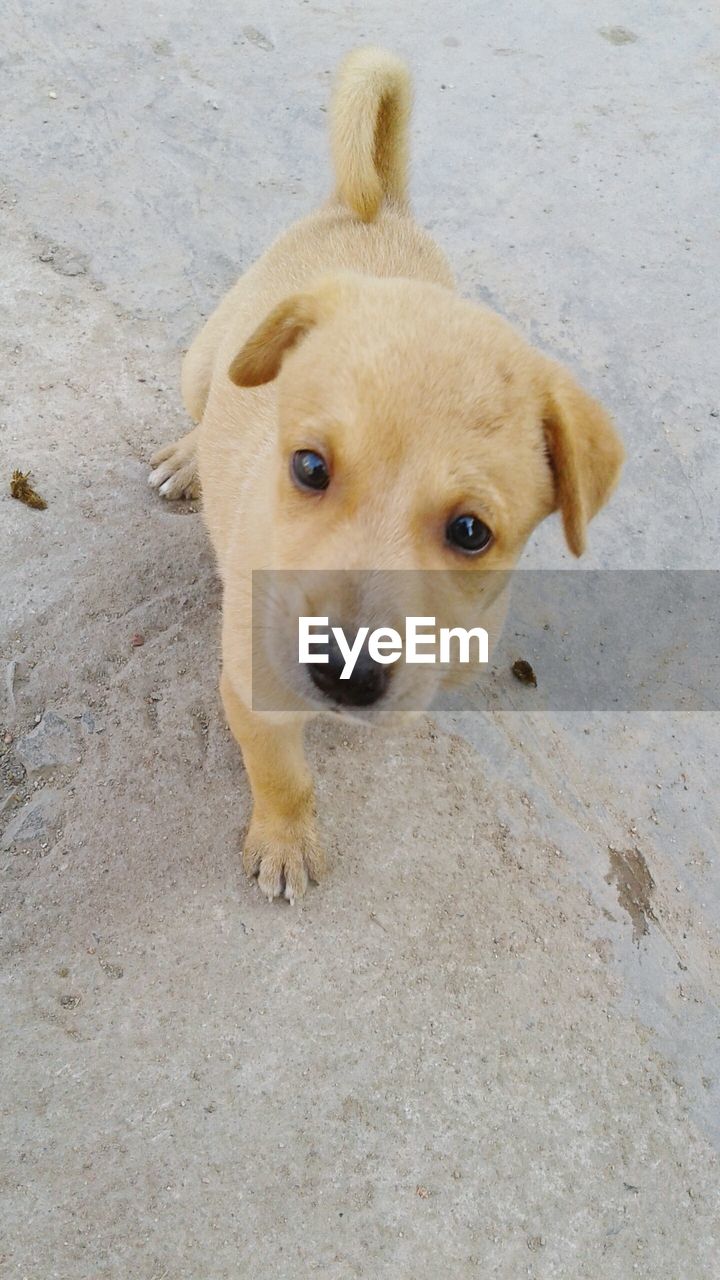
148;462;172;488
257;860;285;902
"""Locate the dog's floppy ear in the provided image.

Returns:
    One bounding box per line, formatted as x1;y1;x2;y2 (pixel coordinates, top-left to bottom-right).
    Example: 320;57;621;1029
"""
228;277;349;388
542;364;625;556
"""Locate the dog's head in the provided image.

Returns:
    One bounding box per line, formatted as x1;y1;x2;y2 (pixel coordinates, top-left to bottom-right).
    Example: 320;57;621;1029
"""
229;275;624;716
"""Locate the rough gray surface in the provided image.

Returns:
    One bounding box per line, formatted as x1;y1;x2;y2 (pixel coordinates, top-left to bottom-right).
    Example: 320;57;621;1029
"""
1;2;719;1276
15;710;80;774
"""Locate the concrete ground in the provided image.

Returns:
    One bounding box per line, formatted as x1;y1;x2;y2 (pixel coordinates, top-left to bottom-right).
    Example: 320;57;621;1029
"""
1;1;719;1276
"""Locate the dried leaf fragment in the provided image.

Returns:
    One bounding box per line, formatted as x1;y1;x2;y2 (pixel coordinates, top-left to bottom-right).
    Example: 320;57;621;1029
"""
10;470;47;510
511;658;537;687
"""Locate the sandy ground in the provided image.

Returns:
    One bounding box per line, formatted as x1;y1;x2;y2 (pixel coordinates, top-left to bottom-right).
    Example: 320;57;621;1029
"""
1;1;719;1276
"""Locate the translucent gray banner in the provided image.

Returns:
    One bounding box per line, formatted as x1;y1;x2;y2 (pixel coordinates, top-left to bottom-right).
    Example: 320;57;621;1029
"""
250;571;719;713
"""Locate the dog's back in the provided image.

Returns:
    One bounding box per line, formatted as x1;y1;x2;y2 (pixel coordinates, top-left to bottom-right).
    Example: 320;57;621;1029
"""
192;48;453;550
188;52;450;403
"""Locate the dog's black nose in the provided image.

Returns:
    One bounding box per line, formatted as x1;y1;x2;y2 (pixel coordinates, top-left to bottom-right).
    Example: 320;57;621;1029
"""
308;633;389;706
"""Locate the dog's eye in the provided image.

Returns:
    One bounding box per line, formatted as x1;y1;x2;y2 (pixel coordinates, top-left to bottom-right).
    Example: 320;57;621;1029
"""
446;514;493;554
291;449;330;492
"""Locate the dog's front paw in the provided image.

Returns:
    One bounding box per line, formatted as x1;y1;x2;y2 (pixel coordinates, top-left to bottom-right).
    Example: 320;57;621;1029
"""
149;432;200;500
243;815;327;903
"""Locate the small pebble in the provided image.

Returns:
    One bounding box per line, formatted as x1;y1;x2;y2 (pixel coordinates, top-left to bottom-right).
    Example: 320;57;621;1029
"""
131;633;145;647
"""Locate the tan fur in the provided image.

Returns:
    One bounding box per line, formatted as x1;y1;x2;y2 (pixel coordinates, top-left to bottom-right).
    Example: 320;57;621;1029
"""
149;48;625;901
330;46;411;221
542;364;625;556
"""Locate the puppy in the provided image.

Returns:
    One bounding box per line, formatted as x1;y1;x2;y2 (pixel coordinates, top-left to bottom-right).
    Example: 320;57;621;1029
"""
149;47;624;902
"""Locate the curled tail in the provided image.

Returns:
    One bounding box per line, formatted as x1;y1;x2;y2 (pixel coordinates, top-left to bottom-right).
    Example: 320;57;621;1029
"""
330;47;412;222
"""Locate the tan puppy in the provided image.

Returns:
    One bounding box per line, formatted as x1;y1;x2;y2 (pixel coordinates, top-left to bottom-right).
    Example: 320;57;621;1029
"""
149;47;624;902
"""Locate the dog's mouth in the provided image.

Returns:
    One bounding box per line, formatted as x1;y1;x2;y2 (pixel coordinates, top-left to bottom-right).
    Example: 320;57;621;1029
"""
293;665;395;720
293;653;440;722
251;635;436;719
